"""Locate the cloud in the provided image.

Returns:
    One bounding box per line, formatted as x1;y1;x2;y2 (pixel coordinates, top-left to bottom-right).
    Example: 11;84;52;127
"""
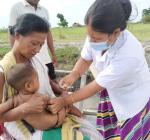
0;0;18;16
40;0;94;27
40;0;82;12
0;0;150;28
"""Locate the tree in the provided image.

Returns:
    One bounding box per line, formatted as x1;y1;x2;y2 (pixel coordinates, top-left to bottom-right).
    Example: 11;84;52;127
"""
142;7;150;23
57;13;68;27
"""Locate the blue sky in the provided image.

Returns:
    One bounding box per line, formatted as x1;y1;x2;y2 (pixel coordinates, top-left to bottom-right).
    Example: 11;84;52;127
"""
0;0;150;28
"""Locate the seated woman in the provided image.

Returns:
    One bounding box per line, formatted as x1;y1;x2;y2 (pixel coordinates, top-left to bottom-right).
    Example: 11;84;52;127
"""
0;14;101;140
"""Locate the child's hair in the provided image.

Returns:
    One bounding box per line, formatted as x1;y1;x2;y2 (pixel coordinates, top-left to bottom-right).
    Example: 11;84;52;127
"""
7;63;37;91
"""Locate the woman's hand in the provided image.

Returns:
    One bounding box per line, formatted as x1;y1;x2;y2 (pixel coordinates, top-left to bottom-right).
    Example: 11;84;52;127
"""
48;97;65;114
25;94;49;114
59;71;80;90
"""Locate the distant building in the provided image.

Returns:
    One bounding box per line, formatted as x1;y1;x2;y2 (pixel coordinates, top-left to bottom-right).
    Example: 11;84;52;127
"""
72;22;83;27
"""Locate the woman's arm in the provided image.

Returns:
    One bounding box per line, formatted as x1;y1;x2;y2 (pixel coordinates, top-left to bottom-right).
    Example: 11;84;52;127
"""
0;72;29;122
0;98;29;123
72;57;92;76
59;57;92;90
50;80;104;113
0;94;50;122
64;80;103;104
0;98;14;121
0;72;5;103
0;72;50;122
0;96;30;123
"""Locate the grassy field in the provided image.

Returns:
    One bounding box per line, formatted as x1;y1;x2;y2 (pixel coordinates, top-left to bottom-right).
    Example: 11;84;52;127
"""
127;23;150;42
0;46;80;70
0;23;150;43
52;23;150;43
0;32;9;43
0;23;150;70
0;47;10;58
51;27;86;43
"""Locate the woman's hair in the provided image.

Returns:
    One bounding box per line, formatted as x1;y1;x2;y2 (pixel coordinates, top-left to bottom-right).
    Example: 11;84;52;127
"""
84;0;132;34
11;13;49;36
6;63;37;91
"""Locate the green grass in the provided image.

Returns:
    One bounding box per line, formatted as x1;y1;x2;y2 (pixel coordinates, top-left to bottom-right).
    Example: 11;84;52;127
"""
55;46;80;70
127;23;150;42
51;23;150;43
0;27;86;43
0;23;150;43
51;27;86;43
0;23;150;70
0;47;11;58
52;23;150;43
0;32;9;43
0;46;80;70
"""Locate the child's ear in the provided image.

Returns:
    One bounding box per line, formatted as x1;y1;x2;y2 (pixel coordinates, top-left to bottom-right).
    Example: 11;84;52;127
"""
24;82;32;91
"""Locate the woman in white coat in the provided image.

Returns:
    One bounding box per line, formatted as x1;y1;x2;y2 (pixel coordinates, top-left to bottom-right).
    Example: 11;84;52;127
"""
50;0;150;139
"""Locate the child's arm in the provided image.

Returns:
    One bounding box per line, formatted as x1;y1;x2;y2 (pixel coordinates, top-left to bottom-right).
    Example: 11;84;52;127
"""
50;79;65;96
68;105;84;118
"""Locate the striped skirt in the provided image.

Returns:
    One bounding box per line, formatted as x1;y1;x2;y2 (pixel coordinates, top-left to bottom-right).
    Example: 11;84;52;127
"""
97;90;150;140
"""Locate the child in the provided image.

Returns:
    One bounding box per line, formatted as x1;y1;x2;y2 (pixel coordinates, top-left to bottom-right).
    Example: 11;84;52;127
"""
0;63;82;130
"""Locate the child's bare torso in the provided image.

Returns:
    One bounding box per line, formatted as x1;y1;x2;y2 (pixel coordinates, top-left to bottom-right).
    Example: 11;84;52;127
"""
13;94;65;130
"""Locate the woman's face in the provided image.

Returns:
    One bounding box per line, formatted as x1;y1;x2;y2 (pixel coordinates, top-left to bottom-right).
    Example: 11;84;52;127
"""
86;25;109;43
15;32;47;59
86;25;120;45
